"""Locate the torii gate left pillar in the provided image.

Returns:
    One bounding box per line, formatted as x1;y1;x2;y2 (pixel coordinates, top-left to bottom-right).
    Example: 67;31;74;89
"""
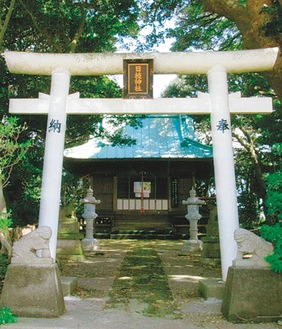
4;48;278;281
39;69;70;259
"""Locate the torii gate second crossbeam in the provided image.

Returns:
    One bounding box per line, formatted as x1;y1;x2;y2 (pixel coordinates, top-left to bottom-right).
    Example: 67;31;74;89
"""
4;48;278;281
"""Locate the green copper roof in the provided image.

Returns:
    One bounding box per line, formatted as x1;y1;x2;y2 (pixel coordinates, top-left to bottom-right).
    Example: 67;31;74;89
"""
64;115;213;160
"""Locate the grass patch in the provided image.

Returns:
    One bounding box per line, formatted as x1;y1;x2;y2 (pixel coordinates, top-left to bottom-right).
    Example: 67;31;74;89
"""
0;307;17;325
0;256;9;294
106;242;182;319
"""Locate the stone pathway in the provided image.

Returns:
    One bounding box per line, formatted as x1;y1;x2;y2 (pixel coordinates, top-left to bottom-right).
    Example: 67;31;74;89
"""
1;239;281;328
105;242;181;318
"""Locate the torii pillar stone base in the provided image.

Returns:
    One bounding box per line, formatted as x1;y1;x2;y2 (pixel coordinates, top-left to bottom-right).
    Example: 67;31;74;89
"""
222;267;282;323
0;264;65;317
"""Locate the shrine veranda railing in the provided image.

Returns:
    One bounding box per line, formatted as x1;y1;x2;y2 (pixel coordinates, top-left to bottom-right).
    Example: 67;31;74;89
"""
117;199;168;211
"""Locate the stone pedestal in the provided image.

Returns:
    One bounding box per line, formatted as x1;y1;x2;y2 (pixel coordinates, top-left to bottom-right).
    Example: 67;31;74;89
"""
182;239;203;252
81;237;100;253
57;239;84;261
201;206;221;266
222;266;282;323
1;263;65;317
201;237;221;266
57;208;84;261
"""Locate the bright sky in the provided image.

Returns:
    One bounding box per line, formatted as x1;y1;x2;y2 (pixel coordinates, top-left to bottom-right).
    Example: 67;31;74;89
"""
112;73;176;98
153;74;177;98
153;39;177;97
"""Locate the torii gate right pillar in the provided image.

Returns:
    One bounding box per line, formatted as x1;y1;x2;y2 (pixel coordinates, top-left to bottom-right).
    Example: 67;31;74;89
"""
208;64;240;280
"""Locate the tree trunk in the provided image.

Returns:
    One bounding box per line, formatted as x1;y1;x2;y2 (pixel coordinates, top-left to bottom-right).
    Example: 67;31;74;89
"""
0;0;16;51
200;0;282;102
0;179;7;214
233;130;268;218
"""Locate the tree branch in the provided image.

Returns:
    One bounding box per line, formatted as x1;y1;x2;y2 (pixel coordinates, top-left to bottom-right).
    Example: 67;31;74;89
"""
68;3;86;53
199;0;245;22
0;0;16;51
233;129;266;201
18;0;63;53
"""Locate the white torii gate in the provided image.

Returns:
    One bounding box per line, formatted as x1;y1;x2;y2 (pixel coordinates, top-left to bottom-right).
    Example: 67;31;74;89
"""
4;48;278;280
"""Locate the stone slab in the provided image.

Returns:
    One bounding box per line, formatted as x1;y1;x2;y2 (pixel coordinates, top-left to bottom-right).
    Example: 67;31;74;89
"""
57;239;84;258
77;277;113;292
222;266;282;323
0;264;65;317
200;257;221;267
199;278;225;300
61;277;77;297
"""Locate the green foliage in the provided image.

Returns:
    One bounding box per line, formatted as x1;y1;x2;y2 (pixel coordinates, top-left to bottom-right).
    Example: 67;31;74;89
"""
0;0;145;227
0;116;32;188
0;0;16;51
60;170;88;215
266;143;282;222
260;223;282;273
0;254;8;278
4;0;140;53
266;170;282;221
0;212;12;231
0;307;17;325
5;162;42;227
168;2;242;51
260;223;282;248
260;0;282;38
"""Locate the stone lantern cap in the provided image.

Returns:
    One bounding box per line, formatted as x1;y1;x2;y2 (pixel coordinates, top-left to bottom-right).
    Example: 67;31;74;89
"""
80;188;101;205
182;188;205;205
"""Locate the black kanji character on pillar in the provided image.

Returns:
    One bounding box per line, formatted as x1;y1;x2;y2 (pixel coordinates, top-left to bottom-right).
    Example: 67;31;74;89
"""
48;119;61;133
216;119;229;133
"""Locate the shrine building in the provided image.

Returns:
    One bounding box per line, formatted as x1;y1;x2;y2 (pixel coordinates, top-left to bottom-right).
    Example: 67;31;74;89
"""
63;114;214;238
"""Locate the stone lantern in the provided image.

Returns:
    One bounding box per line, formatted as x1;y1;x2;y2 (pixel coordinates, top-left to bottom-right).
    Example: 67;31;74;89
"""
182;187;205;252
80;187;101;253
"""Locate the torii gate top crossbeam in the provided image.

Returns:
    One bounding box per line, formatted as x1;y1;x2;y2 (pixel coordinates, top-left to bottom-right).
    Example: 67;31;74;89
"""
4;48;278;76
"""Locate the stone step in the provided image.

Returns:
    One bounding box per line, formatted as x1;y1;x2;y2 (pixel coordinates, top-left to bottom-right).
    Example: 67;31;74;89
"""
113;222;171;229
199;278;225;300
61;276;77;296
110;230;175;240
112;225;172;232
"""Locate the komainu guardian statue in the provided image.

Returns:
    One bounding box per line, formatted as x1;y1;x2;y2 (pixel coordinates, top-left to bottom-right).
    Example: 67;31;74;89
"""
11;226;52;264
233;228;274;268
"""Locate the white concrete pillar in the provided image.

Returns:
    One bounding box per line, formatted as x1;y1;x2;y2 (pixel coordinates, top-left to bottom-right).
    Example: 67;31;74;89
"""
208;64;240;281
38;69;70;260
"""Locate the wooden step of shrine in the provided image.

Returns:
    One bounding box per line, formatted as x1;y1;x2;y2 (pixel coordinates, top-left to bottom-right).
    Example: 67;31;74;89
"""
112;213;172;230
93;212;207;239
109;229;176;240
110;213;174;239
